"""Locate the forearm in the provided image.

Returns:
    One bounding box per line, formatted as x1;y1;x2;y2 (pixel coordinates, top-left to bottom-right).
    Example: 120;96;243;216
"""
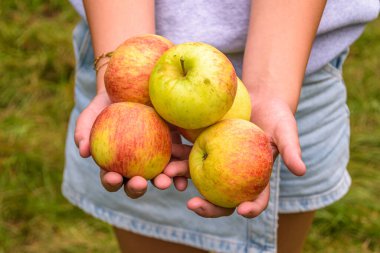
243;0;326;113
83;0;155;92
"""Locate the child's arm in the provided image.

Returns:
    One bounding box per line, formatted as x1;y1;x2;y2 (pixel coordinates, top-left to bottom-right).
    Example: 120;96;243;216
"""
74;1;180;198
182;0;327;218
237;0;326;218
83;0;155;93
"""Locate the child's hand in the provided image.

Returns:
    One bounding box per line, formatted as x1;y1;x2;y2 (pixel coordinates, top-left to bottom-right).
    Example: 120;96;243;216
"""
165;97;306;219
74;91;111;158
73;91;191;198
164;159;269;218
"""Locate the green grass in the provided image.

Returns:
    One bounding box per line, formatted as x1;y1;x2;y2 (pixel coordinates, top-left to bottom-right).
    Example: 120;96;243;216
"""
0;1;379;252
0;1;118;252
304;18;380;253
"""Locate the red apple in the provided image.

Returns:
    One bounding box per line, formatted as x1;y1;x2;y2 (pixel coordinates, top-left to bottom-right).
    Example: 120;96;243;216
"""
90;102;171;179
104;34;174;105
189;119;273;208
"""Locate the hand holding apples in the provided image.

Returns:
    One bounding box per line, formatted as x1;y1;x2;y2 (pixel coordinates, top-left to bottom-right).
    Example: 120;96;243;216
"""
79;34;305;219
145;40;276;216
90;102;172;179
74;91;176;198
189;119;273;208
74;34;176;198
182;94;307;218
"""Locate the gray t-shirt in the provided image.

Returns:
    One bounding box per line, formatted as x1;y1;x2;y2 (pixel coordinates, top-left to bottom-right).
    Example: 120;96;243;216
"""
69;0;379;75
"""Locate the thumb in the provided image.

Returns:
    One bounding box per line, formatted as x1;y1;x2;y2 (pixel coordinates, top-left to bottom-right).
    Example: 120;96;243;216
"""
74;108;96;158
74;92;110;158
273;115;306;176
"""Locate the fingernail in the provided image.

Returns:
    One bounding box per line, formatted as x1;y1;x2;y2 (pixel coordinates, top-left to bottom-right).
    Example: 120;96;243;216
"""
134;189;146;194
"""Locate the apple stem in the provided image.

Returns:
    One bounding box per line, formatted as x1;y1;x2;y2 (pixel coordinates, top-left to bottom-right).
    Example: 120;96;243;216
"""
202;153;208;160
180;57;187;76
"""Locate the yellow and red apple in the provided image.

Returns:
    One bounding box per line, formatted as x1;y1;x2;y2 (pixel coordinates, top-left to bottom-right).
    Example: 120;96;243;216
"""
90;102;172;180
189;119;273;208
104;34;174;105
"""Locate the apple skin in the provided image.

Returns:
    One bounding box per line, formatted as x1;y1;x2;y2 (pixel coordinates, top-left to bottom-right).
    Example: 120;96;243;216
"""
189;119;273;208
178;78;252;142
149;42;237;129
90;102;172;180
104;34;174;105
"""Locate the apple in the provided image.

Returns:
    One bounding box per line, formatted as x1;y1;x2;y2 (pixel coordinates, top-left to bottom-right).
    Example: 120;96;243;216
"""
189;119;273;208
104;34;174;105
178;78;251;142
149;42;237;129
90;102;172;180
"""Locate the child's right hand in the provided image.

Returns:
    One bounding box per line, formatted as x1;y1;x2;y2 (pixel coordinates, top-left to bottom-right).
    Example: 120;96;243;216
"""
73;91;192;198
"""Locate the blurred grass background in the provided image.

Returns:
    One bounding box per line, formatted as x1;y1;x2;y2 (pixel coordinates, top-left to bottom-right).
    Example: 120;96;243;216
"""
0;1;379;252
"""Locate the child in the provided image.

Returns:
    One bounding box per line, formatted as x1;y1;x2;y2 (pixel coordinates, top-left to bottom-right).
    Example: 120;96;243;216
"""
63;1;379;252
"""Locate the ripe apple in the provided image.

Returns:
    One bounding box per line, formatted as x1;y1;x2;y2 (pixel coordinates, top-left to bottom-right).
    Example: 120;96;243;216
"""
189;119;273;208
178;78;252;142
90;102;171;180
104;34;174;105
149;42;237;129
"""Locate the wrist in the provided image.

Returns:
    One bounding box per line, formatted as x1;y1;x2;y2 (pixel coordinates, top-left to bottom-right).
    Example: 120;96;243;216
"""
245;79;301;115
96;66;107;94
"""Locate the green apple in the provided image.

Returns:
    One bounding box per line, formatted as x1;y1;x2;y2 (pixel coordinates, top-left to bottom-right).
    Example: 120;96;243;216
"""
90;102;172;180
105;34;174;105
149;42;237;129
189;119;273;208
178;78;252;142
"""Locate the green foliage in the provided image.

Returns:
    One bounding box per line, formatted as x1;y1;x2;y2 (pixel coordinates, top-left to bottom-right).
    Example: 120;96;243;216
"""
0;1;117;252
0;1;379;252
304;18;380;253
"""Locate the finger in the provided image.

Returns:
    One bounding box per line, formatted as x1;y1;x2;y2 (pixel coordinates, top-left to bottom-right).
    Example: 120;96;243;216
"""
124;176;148;199
170;129;182;144
152;173;172;190
74;108;95;158
273;116;306;176
171;143;192;160
173;176;188;191
100;170;124;192
163;160;190;178
236;184;270;218
187;197;235;218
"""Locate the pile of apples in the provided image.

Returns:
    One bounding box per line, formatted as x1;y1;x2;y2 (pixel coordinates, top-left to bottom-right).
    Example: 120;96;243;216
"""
90;35;273;208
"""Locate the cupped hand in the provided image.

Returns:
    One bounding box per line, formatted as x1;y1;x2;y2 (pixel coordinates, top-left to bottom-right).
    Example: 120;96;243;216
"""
73;91;192;198
164;97;306;218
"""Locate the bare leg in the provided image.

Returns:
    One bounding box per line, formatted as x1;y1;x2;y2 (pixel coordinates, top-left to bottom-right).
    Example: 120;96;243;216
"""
113;227;208;253
277;211;315;253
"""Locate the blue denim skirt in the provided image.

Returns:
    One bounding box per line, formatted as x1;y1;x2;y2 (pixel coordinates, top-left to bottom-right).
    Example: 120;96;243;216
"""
62;21;351;253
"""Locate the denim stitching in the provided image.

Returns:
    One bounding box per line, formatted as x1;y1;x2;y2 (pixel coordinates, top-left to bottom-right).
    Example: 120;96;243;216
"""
278;171;351;213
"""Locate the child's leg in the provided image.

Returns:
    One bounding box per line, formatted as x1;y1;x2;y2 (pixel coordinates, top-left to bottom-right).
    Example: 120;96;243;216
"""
113;227;208;253
277;211;315;253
